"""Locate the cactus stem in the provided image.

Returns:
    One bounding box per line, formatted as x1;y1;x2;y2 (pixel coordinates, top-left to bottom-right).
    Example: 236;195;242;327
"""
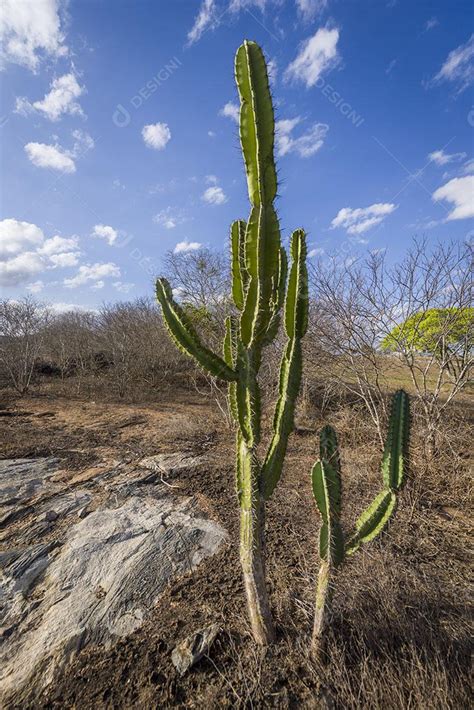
311;559;333;662
238;437;275;644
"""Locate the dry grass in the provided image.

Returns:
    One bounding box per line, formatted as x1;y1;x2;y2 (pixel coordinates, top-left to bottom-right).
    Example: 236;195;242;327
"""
2;378;472;709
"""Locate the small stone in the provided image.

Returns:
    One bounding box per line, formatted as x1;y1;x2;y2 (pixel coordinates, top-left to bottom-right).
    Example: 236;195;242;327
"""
77;506;89;519
44;511;59;522
171;624;220;676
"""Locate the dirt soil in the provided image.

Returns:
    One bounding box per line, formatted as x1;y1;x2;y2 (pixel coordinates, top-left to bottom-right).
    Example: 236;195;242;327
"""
1;389;472;709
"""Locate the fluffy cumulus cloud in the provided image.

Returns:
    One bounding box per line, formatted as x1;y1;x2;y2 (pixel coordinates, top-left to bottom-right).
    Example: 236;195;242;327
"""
432;176;474;220
24;142;76;173
0;0;68;71
431;34;474;93
276;117;328;157
428;148;467;166
64;262;121;288
16;73;85;121
0;218;81;286
173;240;202;254
331;203;397;235
219;101;239;123
24;130;94;173
0;219;44;257
285;26;340;88
91;224;118;246
202;185;227;205
142;123;171;150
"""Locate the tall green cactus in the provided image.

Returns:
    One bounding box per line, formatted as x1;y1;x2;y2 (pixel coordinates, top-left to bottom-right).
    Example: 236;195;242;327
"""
310;390;410;659
156;40;308;645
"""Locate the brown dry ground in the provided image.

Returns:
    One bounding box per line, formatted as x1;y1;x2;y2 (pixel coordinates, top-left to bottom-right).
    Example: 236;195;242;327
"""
0;385;472;709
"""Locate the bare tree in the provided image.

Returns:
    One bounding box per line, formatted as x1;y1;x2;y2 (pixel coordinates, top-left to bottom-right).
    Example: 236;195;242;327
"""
308;239;473;453
0;297;51;394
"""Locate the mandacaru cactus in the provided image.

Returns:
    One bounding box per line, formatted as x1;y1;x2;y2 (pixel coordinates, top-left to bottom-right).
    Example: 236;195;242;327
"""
310;390;410;659
156;41;308;645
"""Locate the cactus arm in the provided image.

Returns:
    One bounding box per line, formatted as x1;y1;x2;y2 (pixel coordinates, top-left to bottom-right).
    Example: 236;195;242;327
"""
284;229;309;340
310;427;344;661
263;245;288;346
345;390;410;555
311;459;344;566
156;278;237;382
345;490;397;556
261;231;308;499
235;41;281;347
381;389;410;490
235;40;277;207
231;220;247;311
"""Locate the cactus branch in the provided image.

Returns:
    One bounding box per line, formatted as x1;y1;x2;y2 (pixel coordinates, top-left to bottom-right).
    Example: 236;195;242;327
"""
156;279;237;381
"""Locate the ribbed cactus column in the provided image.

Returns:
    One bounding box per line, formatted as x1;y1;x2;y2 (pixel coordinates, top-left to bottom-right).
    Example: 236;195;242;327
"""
309;390;410;660
156;40;308;645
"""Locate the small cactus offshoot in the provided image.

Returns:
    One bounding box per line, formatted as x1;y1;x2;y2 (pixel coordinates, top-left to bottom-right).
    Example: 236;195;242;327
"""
156;40;308;645
310;390;410;659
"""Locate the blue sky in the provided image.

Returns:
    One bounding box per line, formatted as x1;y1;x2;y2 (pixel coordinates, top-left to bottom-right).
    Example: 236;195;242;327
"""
1;0;473;311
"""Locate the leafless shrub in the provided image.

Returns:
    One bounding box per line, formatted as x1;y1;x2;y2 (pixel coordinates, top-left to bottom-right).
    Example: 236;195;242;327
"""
0;296;51;394
308;239;473;453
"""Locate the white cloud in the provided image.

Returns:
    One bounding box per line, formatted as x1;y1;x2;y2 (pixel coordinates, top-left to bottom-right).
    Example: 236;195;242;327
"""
153;208;184;229
331;203;397;235
142;122;171;150
208;130;216;137
24;141;75;173
113;281;134;293
174;240;202;254
92;224;118;246
64;262;121;288
431;34;474;93
276;117;328;157
202;185;227;205
296;0;328;22
308;247;324;257
205;174;218;185
24;131;94;174
187;0;219;45
15;73;84;121
70;129;94;156
0;218;81;286
48;251;80;268
432;176;474;220
0;218;44;257
219;101;239;123
38;235;79;256
285;26;340;88
26;280;44;294
0;0;68;72
462;158;474;175
428;148;467;166
0;251;44;286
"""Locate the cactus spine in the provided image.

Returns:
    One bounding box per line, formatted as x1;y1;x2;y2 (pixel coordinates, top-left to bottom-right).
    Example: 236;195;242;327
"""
156;40;308;645
310;390;410;659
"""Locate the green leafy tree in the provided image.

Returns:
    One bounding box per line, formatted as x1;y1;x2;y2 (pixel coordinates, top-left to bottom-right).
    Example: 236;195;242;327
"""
381;307;473;379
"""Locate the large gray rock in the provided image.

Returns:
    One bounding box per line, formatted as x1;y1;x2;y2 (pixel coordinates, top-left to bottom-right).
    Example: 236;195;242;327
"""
0;458;227;706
